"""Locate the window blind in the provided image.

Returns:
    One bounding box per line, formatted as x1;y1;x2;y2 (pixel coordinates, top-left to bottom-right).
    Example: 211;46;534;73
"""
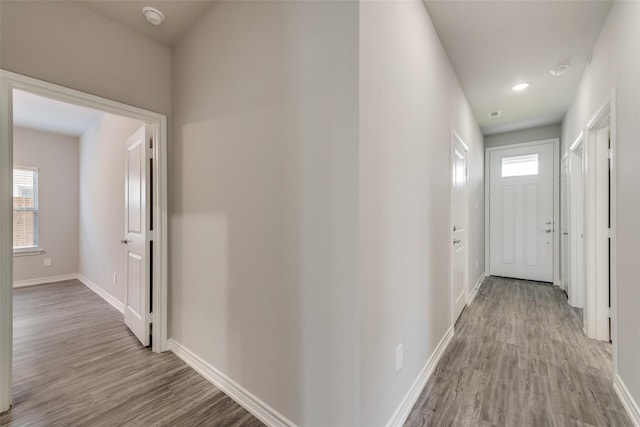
13;167;39;249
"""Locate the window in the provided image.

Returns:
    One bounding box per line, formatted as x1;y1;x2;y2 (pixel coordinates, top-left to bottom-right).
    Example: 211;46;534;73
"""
13;167;39;250
501;153;539;177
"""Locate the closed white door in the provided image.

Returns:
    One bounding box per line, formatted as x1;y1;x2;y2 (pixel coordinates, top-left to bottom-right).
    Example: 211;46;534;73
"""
452;136;468;322
560;154;569;291
123;125;152;346
489;143;554;282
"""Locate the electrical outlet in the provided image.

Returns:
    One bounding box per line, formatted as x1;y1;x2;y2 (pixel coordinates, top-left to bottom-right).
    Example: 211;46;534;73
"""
113;272;118;284
395;343;403;373
44;258;52;267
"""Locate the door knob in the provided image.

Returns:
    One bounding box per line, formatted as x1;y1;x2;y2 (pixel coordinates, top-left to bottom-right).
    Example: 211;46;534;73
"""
121;239;129;244
545;229;552;233
453;239;461;244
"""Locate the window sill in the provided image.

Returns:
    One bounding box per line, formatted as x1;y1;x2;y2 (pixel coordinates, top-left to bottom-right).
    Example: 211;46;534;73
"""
13;248;44;257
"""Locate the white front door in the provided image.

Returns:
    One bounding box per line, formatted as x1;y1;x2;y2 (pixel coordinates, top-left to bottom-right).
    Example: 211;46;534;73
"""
123;125;152;346
452;135;468;323
489;142;554;282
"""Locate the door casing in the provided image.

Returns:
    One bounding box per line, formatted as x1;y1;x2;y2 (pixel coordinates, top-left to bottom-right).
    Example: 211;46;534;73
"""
583;92;616;344
484;139;560;285
0;70;169;412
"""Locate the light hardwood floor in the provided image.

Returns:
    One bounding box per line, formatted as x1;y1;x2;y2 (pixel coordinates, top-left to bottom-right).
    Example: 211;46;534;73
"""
405;276;632;427
1;280;263;426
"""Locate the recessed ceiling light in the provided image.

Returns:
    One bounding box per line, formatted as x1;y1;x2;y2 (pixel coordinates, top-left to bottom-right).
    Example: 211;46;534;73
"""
511;82;530;92
489;111;501;118
142;7;165;26
550;65;570;77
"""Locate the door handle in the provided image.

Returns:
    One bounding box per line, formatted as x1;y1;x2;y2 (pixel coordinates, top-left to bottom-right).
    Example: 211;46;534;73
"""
545;229;552;233
121;239;129;244
453;239;461;244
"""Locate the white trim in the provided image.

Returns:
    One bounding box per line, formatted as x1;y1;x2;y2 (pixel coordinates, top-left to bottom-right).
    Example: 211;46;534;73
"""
0;70;169;412
386;326;455;427
13;248;44;257
13;273;78;288
484;139;560;282
467;272;486;304
614;374;640;426
168;339;296;427
77;274;124;314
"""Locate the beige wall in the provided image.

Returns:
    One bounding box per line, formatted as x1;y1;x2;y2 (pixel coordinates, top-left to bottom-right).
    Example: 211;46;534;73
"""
79;113;145;304
359;1;484;424
485;124;562;147
562;0;640;410
171;1;359;425
13;127;79;282
0;1;171;116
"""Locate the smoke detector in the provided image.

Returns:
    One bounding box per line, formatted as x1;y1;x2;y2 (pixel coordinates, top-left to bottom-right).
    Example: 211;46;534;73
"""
550;65;570;77
489;111;501;118
142;7;165;26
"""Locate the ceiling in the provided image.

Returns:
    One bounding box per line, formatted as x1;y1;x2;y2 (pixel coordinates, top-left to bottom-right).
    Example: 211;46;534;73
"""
13;90;104;137
424;0;614;135
76;0;217;47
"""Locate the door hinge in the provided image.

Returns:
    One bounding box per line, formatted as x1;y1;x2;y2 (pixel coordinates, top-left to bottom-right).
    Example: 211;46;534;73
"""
148;230;155;241
608;148;613;160
607;228;613;239
608;307;612;318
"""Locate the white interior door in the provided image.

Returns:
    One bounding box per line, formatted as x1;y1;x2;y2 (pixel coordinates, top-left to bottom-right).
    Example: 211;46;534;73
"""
569;146;584;308
452;136;468;323
123;124;152;346
489;143;554;282
560;154;569;291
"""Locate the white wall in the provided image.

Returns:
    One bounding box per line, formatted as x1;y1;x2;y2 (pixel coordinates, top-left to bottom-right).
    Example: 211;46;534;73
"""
562;0;640;411
0;0;171;116
171;2;359;425
359;1;484;424
12;126;78;282
485;124;562;148
79;113;145;304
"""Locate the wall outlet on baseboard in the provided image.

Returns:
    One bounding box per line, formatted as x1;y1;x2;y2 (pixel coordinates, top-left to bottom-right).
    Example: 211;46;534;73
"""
44;258;52;267
113;272;118;284
395;343;403;372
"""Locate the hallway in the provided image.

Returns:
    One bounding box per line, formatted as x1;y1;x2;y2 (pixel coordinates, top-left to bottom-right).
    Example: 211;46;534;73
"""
405;277;632;426
1;280;262;426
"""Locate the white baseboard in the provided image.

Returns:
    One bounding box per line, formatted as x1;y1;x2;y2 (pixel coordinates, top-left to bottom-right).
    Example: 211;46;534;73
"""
77;274;124;313
13;273;79;288
168;339;296;427
614;374;640;426
386;325;455;427
467;272;486;304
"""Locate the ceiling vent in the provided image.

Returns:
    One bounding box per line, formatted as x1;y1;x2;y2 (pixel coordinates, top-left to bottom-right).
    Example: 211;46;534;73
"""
489;111;501;118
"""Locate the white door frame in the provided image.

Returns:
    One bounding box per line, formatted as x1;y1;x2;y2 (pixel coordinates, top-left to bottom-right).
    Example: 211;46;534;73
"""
450;129;469;325
583;90;616;346
568;133;585;309
0;70;169;412
484;139;560;285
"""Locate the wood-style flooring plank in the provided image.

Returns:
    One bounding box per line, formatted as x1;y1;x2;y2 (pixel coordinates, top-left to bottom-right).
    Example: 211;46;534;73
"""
0;280;263;427
404;276;633;427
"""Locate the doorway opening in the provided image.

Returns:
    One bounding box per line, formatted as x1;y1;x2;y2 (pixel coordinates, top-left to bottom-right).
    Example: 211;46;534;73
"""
0;70;169;412
581;94;615;344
